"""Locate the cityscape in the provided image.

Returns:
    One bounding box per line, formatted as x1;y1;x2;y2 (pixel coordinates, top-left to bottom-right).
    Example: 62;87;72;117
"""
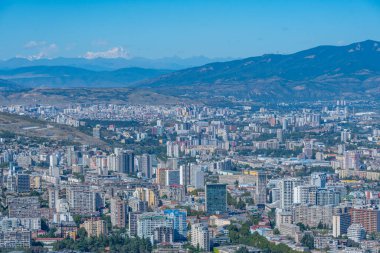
1;1;380;253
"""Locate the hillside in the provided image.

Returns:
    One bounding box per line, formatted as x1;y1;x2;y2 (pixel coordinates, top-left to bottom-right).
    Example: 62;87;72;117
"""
141;40;380;100
0;66;172;88
0;112;106;146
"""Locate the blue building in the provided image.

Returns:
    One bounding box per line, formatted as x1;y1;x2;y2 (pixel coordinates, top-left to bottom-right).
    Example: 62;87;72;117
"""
164;209;187;241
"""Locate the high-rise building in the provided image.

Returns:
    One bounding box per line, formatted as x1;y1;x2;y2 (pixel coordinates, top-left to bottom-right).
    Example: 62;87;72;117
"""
16;174;30;193
81;217;107;237
166;169;180;186
279;178;303;211
350;208;380;233
347;223;366;243
276;129;283;143
191;223;210;252
128;212;141;237
179;165;190;186
156;168;168;186
316;188;340;206
136;213;173;244
66;186;100;215
190;165;205;189
134;188;157;208
333;213;351;237
343;151;360;170
255;171;267;205
205;183;227;214
153;227;174;244
164;209;187;241
118;150;135;174
110;197;128;228
293;185;316;205
140;154;152;178
310;173;327;188
341;129;351;143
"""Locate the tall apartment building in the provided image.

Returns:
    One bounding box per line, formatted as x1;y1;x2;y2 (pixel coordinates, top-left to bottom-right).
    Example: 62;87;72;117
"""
16;174;30;193
66;186;100;215
153;226;174;244
0;229;31;248
293;185;317;205
8;197;40;218
156;168;168;186
140;154;152;178
279;178;303;211
136;213;173;244
343;151;360;170
333;212;351;237
118;150;135;174
134;187;157;208
191;223;210;252
128;212;141;237
164;209;187;241
110;197;128;228
205;183;227;214
81;217;107;237
292;205;334;228
255;171;267;205
310;173;327;188
166;169;180;186
350;207;380;233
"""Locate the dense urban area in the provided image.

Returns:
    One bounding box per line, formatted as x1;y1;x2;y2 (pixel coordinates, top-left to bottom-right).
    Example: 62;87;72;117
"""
0;98;379;253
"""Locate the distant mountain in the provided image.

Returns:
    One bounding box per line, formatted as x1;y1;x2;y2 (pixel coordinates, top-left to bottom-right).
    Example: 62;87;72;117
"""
0;66;172;88
141;40;380;100
0;78;23;91
0;56;236;71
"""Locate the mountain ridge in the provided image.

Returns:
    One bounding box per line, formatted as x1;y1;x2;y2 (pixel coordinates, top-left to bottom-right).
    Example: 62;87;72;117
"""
139;40;380;100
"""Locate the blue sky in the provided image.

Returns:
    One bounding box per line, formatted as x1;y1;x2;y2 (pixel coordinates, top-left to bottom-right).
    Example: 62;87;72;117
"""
0;0;380;60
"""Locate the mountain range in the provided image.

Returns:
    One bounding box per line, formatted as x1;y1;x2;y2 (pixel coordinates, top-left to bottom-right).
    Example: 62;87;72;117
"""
142;40;380;100
0;56;235;71
1;40;380;100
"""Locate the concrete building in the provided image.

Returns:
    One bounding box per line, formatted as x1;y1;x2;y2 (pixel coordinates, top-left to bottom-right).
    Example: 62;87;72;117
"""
205;183;227;214
16;174;30;193
166;169;180;186
0;229;31;248
191;223;210;252
111;197;128;228
350;207;380;233
81;218;107;237
279;178;303;211
347;223;366;243
164;209;187;241
66;186;100;215
136;213;173;244
255;171;267;205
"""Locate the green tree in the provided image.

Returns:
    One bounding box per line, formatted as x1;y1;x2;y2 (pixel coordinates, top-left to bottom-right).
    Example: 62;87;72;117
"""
301;234;314;249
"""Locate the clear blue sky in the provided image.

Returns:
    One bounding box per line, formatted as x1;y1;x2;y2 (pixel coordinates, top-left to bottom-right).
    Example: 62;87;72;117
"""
0;0;380;60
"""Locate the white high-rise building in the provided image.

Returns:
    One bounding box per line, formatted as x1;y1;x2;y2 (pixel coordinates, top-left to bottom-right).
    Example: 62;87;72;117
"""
310;172;327;188
136;212;173;244
293;185;316;204
279;178;303;210
191;223;210;252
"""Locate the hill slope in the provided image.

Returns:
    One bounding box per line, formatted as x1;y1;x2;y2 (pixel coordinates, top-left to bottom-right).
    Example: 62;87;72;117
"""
0;66;171;88
142;40;380;100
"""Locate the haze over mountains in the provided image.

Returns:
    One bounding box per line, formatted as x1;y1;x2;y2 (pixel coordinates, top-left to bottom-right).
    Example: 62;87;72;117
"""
0;56;235;71
1;40;380;100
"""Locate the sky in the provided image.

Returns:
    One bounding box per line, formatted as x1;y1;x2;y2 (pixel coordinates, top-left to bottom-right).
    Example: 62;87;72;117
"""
0;0;380;60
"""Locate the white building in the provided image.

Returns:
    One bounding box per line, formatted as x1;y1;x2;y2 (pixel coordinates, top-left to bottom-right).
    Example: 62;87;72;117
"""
191;223;210;252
